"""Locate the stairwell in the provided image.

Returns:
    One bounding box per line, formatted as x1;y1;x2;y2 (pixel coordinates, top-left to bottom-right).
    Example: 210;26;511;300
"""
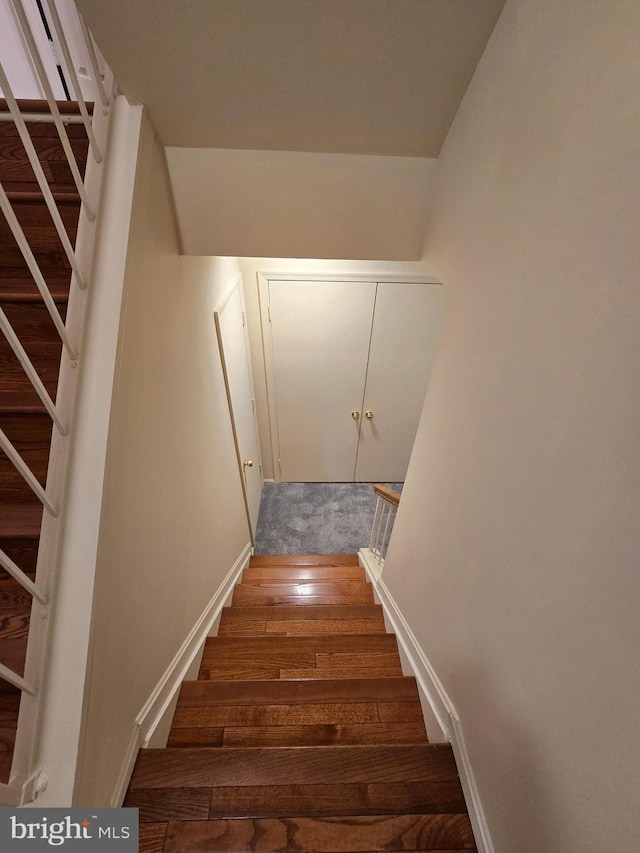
125;554;476;852
0;99;89;782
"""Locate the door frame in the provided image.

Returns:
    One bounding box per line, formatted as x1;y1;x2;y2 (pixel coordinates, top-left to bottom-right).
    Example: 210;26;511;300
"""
215;274;264;543
257;272;440;483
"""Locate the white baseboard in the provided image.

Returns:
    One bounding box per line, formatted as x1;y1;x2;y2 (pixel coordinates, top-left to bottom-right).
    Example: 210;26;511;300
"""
358;548;494;853
109;542;252;807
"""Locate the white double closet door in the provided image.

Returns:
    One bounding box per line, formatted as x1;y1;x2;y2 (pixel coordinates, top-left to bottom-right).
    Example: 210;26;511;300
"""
268;279;441;482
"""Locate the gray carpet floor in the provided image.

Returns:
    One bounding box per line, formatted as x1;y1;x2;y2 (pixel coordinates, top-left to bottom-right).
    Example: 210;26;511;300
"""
254;482;403;555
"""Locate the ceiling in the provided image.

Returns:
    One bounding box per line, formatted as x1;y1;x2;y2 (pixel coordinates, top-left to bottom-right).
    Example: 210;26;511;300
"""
77;0;505;157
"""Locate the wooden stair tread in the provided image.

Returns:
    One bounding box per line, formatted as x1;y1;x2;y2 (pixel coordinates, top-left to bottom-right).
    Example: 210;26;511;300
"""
173;700;382;727
0;604;32;640
197;722;426;748
219;617;387;637
250;554;360;567
0;99;94;116
0;275;70;301
177;677;420;706
219;603;386;636
200;634;403;681
5;190;81;204
130;744;459;789
232;584;375;606
243;565;365;581
220;604;383;620
204;635;397;653
160;814;475;852
127;780;466;822
0;504;43;538
0;638;27;677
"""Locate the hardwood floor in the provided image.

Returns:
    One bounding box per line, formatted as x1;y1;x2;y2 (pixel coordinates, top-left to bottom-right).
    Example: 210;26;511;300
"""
0;100;88;782
125;556;476;851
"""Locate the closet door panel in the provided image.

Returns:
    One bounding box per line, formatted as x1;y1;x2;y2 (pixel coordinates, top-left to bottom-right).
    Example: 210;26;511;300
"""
355;283;443;482
269;280;376;481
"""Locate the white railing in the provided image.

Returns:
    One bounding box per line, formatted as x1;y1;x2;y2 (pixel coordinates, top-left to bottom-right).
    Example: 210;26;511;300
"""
368;484;401;566
0;0;114;804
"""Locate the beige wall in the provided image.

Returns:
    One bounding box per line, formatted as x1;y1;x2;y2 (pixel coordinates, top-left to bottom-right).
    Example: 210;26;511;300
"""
238;257;437;480
384;1;640;851
166;148;436;261
75;115;250;805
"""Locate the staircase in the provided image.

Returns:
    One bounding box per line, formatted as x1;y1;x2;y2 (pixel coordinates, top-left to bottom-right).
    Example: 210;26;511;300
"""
0;99;89;782
125;555;476;852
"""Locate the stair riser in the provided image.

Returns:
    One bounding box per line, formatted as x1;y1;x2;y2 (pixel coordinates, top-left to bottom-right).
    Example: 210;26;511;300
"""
130;746;460;788
128;781;466;822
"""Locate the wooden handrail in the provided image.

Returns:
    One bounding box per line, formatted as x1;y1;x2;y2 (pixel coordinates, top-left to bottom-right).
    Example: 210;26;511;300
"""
373;484;401;507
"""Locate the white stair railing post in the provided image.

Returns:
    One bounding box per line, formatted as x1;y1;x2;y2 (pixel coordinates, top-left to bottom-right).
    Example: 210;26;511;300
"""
366;485;401;568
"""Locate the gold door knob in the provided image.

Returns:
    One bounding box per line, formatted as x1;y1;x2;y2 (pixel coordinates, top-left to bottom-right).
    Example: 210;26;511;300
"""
365;411;374;420
243;459;254;468
351;411;360;420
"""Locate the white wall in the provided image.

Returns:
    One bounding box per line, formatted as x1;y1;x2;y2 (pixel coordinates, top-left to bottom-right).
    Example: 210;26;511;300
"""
384;2;640;851
75;115;250;805
238;257;437;480
165;148;436;261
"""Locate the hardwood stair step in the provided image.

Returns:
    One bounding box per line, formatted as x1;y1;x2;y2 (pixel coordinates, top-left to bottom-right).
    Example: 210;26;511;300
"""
202;634;400;657
0;135;88;187
242;565;365;581
0;579;37;609
0;122;89;140
0;637;27;677
0;274;70;301
171;722;428;748
199;634;402;681
0;98;94;116
176;677;420;707
219;616;386;637
0;504;43;539
170;698;425;738
0;604;32;640
250;554;360;567
1;301;68;340
219;604;385;637
0;341;63;403
0;540;38;573
141;815;475;853
130;744;459;789
128;780;465;823
162;814;475;852
0;199;80;253
0;413;53;500
173;700;384;727
232;581;374;606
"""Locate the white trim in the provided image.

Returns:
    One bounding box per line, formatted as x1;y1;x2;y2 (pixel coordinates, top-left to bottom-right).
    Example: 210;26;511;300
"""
214;274;264;540
109;542;252;807
260;272;441;284
257;273;282;483
28;98;143;808
359;548;494;853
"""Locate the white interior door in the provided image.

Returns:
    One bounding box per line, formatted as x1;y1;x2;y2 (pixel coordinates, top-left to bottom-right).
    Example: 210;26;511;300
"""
355;282;443;482
269;279;376;481
215;282;263;535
